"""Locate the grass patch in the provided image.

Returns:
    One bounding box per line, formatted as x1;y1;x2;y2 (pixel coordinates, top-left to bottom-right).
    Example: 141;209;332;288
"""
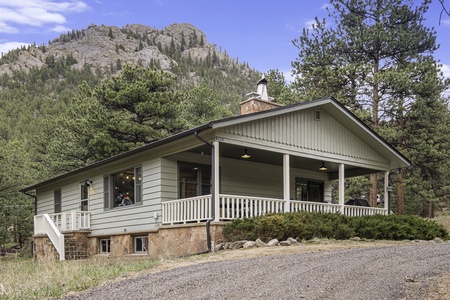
223;212;449;242
0;256;160;300
435;213;450;233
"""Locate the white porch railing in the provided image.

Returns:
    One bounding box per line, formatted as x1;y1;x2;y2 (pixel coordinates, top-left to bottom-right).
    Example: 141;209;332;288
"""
162;195;212;225
34;214;65;261
344;205;387;216
219;194;285;220
161;194;388;224
48;211;91;232
290;200;341;214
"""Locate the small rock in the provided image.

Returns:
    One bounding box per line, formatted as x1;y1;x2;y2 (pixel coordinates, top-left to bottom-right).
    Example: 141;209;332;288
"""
350;237;361;241
214;243;224;251
243;241;256;248
267;239;279;247
225;242;235;249
233;240;247;249
287;237;298;244
255;239;267;247
433;237;444;243
279;240;291;246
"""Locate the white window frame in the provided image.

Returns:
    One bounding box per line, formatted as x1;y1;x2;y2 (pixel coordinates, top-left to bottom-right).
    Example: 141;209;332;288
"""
54;188;62;213
134;236;148;254
80;182;89;211
100;238;111;254
103;166;142;209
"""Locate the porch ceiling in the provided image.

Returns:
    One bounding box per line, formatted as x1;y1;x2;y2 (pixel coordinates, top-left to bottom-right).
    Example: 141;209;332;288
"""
187;144;378;179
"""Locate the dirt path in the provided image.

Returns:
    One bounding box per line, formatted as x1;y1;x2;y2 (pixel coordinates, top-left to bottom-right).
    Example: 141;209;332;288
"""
60;240;450;300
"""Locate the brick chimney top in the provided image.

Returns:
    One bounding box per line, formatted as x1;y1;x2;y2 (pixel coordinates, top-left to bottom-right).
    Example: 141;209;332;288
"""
240;76;282;115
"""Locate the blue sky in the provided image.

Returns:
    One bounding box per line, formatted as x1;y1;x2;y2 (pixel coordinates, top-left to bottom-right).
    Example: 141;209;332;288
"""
0;0;449;82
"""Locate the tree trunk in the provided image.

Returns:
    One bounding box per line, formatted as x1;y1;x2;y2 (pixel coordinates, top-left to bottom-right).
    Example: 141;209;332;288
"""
396;169;405;214
370;173;378;207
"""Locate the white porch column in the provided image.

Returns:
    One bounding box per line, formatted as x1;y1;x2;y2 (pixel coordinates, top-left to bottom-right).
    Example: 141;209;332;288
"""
213;141;220;222
339;164;345;214
283;154;290;212
384;171;389;211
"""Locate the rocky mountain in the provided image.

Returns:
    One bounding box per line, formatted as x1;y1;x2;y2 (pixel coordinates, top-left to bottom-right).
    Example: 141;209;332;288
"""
0;23;258;90
0;23;261;141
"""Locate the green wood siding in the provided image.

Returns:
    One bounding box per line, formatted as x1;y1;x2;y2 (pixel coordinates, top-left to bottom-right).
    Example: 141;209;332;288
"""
218;108;389;169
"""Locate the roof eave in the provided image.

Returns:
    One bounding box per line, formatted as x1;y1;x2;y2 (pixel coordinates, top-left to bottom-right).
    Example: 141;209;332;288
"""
20;123;213;192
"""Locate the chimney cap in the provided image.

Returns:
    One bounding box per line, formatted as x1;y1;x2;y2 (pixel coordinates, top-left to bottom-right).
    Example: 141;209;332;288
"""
257;77;267;86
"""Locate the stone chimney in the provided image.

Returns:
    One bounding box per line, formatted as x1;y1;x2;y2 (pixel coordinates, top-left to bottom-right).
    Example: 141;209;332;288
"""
240;76;283;115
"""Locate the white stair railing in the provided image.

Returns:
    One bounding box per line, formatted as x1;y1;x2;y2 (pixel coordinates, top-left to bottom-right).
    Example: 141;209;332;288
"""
34;214;65;261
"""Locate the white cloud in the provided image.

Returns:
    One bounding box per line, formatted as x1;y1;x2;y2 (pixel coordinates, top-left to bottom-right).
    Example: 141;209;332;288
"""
0;1;89;33
320;3;331;10
441;64;450;79
0;41;29;55
0;20;19;33
285;22;300;32
442;18;450;26
304;19;316;30
441;64;450;97
282;70;295;84
51;25;71;33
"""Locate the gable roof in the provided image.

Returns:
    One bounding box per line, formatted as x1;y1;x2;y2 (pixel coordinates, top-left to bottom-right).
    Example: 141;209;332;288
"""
21;97;409;192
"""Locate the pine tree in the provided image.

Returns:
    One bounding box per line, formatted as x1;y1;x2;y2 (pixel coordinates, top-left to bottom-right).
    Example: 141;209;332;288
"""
181;83;232;127
108;27;114;39
292;0;443;212
95;66;187;146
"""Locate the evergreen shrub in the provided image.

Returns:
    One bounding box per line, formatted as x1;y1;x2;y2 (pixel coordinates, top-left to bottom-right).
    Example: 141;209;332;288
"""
222;212;449;242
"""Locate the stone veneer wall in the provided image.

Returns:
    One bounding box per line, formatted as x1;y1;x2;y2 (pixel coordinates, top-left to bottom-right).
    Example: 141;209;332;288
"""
34;223;226;261
33;231;90;262
240;97;282;115
147;223;225;258
34;235;59;262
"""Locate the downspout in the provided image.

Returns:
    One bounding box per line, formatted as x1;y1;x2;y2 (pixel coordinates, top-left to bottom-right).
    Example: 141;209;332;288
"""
21;191;37;216
194;131;215;253
21;190;38;258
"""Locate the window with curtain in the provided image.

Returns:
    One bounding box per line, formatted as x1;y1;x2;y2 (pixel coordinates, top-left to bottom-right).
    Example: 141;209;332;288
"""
103;166;142;209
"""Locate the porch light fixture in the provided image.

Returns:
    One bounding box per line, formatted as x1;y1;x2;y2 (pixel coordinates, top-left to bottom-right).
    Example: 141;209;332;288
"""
85;179;92;187
241;149;251;159
319;162;327;171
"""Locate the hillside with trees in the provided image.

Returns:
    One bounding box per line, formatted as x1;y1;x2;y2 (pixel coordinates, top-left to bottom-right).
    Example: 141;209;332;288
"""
1;0;450;254
0;23;260;252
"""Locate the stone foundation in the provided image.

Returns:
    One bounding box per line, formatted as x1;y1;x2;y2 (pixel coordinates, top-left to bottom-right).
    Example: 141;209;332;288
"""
34;222;226;261
148;223;225;258
34;235;59;263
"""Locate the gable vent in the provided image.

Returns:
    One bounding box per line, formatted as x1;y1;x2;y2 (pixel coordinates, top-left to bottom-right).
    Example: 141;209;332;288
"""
315;109;321;121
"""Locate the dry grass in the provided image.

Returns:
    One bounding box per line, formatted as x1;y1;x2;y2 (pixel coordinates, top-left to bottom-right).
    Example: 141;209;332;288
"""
2;215;450;300
0;256;159;300
434;213;450;233
0;240;412;300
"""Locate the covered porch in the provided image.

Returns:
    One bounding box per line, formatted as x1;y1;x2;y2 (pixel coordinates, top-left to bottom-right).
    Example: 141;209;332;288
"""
162;194;388;225
161;137;393;225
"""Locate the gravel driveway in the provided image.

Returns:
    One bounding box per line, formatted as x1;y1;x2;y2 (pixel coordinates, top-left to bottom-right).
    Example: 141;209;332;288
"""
61;242;450;300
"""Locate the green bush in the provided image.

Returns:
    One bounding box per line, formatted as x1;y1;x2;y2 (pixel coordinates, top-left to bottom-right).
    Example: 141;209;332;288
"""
222;212;449;242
